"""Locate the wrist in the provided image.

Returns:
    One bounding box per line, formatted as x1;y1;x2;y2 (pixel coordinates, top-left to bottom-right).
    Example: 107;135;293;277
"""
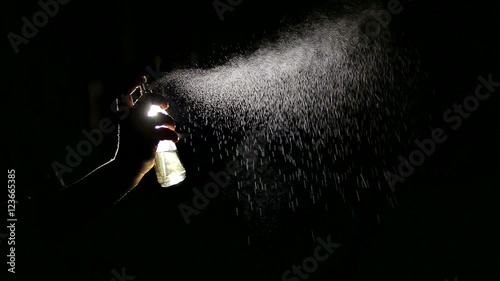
113;149;156;188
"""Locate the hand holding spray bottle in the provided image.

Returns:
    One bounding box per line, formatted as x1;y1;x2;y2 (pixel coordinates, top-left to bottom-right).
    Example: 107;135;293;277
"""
140;82;186;188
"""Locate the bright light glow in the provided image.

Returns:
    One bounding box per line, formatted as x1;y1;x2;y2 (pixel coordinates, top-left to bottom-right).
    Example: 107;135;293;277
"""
157;139;177;152
148;105;164;117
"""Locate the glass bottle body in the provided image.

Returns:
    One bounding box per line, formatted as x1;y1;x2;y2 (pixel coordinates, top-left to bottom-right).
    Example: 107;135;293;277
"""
154;140;186;188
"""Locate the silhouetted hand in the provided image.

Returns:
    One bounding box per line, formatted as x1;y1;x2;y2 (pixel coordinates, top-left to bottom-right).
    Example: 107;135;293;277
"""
115;76;179;187
32;75;181;231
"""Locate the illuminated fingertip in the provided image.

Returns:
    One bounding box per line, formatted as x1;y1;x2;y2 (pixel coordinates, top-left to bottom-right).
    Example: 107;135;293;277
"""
148;105;164;116
163;123;175;131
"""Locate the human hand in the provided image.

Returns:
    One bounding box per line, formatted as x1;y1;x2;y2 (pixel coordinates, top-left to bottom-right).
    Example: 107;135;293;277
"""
115;76;179;187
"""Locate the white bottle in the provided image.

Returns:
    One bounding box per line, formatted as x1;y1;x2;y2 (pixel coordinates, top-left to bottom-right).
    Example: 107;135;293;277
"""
148;104;186;187
154;139;186;188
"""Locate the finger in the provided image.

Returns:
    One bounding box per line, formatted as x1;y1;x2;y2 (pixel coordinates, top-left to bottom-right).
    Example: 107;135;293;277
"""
163;123;175;131
122;92;134;108
127;76;147;95
151;114;175;128
153;127;179;143
147;92;169;109
126;76;147;107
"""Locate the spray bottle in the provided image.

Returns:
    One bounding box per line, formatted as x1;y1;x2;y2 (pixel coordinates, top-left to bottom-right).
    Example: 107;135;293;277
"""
140;82;186;188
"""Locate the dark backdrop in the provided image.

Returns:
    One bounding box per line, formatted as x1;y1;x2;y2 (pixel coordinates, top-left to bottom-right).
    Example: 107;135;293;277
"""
3;0;499;280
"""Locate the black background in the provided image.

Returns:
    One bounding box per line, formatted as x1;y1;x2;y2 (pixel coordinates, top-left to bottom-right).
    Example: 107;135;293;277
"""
3;0;499;280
